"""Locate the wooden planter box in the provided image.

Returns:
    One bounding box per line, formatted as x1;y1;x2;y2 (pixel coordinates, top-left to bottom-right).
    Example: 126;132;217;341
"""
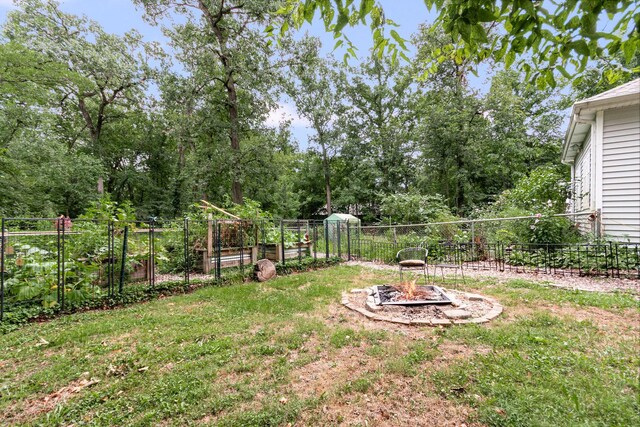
200;246;258;273
262;241;313;262
129;259;150;281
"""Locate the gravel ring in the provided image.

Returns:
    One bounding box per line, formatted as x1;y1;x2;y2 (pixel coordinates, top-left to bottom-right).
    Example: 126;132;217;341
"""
342;288;503;326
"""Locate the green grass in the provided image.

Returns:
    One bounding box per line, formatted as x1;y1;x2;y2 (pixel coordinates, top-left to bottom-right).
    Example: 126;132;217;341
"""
0;266;638;426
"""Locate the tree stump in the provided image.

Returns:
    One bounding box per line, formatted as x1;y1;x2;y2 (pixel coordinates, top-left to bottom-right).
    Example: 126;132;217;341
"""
255;258;276;282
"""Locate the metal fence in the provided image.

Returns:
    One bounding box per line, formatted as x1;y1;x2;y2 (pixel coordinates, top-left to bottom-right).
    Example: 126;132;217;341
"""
1;215;638;321
0;217;351;321
354;213;640;279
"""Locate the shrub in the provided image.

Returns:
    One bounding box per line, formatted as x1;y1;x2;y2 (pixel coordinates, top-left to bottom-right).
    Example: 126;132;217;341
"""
379;192;452;225
477;167;580;245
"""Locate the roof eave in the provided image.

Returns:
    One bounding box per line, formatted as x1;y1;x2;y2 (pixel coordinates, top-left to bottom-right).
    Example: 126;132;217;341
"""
562;91;639;164
573;92;640;113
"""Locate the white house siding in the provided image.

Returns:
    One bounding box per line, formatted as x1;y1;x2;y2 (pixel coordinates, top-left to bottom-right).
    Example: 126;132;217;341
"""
601;106;640;242
573;134;592;233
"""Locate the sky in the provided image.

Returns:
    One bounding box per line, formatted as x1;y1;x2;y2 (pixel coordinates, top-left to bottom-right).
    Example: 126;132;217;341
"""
0;0;446;148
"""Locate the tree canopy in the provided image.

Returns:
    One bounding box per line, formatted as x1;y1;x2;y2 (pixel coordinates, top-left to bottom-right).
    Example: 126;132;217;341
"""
0;0;627;222
279;0;639;87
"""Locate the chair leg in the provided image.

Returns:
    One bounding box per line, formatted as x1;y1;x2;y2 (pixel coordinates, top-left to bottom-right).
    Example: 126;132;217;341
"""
422;265;427;286
399;266;403;281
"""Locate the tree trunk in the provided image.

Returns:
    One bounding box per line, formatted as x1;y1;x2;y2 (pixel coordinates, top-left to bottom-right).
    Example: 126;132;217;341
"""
320;138;332;215
200;0;243;205
456;151;464;212
226;75;243;204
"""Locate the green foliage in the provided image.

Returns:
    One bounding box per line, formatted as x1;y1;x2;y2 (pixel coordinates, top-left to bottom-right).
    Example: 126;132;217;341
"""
80;194;137;223
284;0;640;88
0;138;104;218
1;255;341;332
379;192;452;224
501;166;569;213
479;166;580;244
3;243;100;309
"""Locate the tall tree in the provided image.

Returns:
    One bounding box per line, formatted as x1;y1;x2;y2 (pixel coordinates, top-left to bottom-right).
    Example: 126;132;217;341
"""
4;0;153;150
339;57;417;196
136;0;284;204
285;39;342;214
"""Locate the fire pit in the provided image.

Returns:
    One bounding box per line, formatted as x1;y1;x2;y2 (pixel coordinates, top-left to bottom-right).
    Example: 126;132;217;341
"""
341;280;503;326
373;283;451;306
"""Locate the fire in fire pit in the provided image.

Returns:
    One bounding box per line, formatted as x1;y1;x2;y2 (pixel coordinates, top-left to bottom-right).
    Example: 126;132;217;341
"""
373;280;451;306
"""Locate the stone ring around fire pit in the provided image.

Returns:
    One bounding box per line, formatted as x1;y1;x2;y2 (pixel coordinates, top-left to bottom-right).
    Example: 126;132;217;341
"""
341;284;503;326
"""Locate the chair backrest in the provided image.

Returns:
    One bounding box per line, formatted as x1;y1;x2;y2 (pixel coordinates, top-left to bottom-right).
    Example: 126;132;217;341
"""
396;247;428;262
435;243;464;266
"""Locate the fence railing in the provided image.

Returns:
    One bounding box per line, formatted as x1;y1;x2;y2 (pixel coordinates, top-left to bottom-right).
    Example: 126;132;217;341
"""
1;216;638;321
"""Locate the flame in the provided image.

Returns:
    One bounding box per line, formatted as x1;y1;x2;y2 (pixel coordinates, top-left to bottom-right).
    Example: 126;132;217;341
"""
394;279;431;300
397;279;418;300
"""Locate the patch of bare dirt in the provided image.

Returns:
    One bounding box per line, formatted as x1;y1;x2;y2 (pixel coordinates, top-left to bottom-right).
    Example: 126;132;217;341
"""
288;344;379;400
500;301;640;330
4;376;100;424
295;373;482;427
433;342;492;368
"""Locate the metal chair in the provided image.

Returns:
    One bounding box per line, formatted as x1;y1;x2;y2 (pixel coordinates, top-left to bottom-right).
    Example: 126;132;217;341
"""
432;242;466;287
396;247;429;285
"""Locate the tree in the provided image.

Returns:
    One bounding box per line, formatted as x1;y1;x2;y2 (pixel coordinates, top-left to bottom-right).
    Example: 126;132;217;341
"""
4;0;154;150
285;38;342;215
279;0;639;88
136;0;285;205
339;57;417;195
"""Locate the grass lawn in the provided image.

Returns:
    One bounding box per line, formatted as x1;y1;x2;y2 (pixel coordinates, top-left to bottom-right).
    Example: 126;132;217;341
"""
0;266;638;426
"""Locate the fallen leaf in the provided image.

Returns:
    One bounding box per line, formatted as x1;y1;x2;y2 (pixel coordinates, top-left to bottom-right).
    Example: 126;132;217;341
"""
35;337;49;347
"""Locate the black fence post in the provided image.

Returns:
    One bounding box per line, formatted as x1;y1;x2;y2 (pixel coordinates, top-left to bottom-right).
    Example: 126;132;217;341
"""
147;220;151;287
347;220;351;261
119;226;128;293
313;222;318;260
616;242;620;279
325;221;329;259
356;222;362;259
106;222;111;296
337;222;341;258
61;221;65;309
239;220;244;275
57;217;62;306
184;217;190;285
280;220;285;265
261;220;266;259
604;242;610;278
1;218;5;321
297;221;302;263
148;218;156;288
216;221;222;283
